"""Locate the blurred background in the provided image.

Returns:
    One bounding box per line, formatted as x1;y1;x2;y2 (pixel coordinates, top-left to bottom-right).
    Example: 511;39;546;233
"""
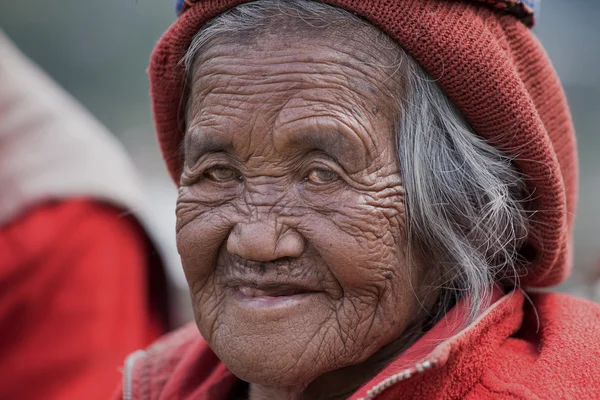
1;0;599;314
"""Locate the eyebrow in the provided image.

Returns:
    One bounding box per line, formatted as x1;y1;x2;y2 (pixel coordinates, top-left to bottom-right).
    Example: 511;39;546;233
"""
184;123;370;170
182;128;233;166
282;128;370;169
305;132;353;161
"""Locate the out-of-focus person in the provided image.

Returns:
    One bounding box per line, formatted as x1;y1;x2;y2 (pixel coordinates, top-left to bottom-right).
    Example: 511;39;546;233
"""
0;30;169;399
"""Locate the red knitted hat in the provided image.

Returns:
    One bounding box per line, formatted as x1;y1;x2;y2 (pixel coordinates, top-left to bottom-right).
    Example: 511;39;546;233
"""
149;0;577;288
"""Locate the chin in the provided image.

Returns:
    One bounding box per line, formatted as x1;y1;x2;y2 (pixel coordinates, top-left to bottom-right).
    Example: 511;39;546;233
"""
195;290;401;390
202;308;339;389
234;360;318;388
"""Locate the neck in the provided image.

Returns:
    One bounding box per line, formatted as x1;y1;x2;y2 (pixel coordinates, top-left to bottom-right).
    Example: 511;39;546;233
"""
248;315;430;400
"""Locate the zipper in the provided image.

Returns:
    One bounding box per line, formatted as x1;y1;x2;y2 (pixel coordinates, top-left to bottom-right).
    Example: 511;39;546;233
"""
357;359;438;400
123;349;148;400
358;288;512;399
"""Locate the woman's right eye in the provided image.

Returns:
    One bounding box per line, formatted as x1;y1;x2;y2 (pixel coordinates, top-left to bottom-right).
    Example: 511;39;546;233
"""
204;166;241;182
306;168;339;185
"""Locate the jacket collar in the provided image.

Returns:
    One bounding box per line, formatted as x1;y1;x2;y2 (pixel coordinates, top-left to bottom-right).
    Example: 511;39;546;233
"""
350;288;524;399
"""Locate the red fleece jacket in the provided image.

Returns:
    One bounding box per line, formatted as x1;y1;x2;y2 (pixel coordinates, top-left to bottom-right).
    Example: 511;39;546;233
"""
0;200;162;400
114;290;600;399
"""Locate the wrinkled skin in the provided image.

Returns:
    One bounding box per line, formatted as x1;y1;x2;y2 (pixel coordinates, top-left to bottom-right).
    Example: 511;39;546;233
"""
176;20;435;400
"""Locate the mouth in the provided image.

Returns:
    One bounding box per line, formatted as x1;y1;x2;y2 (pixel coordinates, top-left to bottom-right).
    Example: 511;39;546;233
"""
237;285;317;298
228;281;321;309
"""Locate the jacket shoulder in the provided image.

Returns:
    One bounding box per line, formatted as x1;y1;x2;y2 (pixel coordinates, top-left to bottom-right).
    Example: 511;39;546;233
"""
118;323;207;400
145;322;201;362
482;292;600;399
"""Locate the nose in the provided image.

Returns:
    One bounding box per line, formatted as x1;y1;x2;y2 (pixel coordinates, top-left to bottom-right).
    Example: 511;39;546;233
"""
226;220;305;262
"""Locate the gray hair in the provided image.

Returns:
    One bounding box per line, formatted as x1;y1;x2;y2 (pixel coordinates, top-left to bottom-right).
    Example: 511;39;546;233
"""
180;0;530;324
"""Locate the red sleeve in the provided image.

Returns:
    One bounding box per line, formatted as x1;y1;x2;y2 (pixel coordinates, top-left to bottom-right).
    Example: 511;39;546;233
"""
0;199;160;400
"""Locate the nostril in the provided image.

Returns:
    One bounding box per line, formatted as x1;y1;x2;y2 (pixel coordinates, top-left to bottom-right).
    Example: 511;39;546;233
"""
275;229;305;258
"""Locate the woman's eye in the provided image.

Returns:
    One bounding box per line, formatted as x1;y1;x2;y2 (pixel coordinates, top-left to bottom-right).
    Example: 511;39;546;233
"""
307;168;339;185
205;167;239;182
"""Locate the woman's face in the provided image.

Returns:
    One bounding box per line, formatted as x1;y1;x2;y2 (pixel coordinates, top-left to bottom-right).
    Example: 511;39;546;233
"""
177;29;431;388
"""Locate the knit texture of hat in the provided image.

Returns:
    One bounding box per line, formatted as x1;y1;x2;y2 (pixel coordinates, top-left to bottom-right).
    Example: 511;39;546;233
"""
149;0;577;289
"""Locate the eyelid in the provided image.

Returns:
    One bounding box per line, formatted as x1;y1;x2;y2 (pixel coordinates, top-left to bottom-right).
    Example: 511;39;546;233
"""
181;152;240;185
306;152;346;172
301;155;348;186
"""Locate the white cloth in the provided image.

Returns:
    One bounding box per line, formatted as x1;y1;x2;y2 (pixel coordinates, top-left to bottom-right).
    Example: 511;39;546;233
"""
0;30;145;225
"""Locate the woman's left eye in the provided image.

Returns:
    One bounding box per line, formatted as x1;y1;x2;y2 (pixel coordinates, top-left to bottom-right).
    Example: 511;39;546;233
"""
306;168;339;185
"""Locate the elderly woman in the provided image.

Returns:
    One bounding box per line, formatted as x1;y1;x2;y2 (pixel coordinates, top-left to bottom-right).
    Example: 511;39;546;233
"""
116;0;600;399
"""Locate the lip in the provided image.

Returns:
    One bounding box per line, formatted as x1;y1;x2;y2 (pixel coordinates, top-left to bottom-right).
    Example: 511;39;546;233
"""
227;279;322;309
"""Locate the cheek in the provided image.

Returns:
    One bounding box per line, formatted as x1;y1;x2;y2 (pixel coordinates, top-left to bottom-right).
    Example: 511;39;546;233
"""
304;191;409;296
176;188;237;297
303;189;423;340
291;191;423;365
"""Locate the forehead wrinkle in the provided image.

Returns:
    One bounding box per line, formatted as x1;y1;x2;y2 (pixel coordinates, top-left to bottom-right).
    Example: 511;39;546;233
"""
276;110;369;158
191;45;400;126
193;68;375;100
188;88;280;154
197;52;393;77
192;84;379;155
187;37;402;169
193;46;400;107
194;43;400;97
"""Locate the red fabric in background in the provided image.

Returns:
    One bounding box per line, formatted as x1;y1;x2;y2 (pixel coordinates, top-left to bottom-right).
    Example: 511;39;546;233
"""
0;199;161;400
